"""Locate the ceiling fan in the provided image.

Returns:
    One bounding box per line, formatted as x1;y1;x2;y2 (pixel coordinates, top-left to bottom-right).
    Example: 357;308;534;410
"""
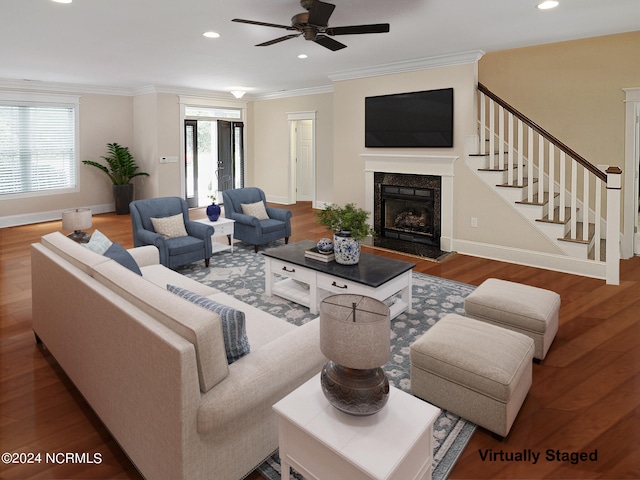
232;0;390;51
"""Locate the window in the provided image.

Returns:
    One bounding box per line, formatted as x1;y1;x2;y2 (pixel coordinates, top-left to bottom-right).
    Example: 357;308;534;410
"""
0;92;79;197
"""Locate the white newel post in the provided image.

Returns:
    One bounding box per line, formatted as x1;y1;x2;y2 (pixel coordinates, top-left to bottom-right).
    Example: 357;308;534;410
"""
605;166;622;285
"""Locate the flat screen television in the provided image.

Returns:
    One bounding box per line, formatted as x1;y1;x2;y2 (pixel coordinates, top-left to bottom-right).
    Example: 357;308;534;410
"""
365;88;454;148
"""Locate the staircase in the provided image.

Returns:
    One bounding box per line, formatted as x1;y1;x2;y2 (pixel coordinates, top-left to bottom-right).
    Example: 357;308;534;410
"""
468;83;621;284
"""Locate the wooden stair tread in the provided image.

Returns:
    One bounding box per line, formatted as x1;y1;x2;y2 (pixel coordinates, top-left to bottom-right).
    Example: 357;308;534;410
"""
516;192;558;206
558;222;595;244
478;165;519;172
536;207;572;224
496;179;537;188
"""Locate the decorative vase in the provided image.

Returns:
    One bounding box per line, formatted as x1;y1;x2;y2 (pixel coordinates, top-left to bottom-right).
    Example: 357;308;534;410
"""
113;184;134;215
206;203;221;222
316;237;334;253
333;231;360;265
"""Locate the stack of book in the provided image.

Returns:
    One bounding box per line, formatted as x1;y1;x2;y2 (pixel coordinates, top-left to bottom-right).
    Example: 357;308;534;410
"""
304;247;335;263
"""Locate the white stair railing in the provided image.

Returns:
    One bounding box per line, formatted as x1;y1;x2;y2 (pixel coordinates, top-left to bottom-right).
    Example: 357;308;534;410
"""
477;83;621;284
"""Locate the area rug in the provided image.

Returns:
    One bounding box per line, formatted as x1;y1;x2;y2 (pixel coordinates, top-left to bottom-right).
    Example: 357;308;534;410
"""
178;241;477;480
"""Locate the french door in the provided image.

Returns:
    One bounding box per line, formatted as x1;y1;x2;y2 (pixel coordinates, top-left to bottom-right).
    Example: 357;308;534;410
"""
184;120;244;208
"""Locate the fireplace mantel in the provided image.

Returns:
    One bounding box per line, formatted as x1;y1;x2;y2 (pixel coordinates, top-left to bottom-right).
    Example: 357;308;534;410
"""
362;153;458;252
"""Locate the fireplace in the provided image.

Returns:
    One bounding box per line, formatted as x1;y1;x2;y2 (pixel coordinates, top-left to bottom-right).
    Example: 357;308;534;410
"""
381;185;436;245
363;153;457;259
372;172;443;257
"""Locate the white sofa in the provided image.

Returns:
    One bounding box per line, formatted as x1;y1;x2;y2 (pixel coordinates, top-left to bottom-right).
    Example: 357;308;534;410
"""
31;232;326;480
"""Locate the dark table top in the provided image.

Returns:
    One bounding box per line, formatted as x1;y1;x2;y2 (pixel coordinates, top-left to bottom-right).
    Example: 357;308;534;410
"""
262;240;416;288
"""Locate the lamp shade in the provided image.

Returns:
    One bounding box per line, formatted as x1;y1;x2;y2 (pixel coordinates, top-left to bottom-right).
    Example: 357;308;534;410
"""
320;294;390;370
62;208;92;231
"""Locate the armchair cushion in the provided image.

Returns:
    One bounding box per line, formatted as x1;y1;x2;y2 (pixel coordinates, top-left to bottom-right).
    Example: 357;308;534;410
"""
168;285;250;364
151;213;188;238
241;201;269;220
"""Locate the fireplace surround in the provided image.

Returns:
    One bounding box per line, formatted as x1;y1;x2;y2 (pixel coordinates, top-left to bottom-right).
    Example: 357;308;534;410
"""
363;154;457;259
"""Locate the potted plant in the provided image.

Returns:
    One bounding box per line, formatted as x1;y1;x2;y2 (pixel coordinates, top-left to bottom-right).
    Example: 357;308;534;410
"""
315;203;375;265
82;143;149;215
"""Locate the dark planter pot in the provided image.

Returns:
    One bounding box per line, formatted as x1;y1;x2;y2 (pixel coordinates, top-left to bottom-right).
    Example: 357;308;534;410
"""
206;203;221;222
113;184;134;215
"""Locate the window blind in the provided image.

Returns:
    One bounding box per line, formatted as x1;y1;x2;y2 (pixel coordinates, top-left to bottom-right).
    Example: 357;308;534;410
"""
0;103;77;196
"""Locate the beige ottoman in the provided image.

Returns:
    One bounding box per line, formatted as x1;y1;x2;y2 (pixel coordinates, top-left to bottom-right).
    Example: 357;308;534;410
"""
410;314;534;437
464;278;560;360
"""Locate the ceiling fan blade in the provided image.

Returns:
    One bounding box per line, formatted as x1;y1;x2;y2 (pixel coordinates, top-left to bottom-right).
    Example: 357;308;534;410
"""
256;34;301;47
326;23;390;35
232;18;296;31
308;0;336;26
313;35;347;51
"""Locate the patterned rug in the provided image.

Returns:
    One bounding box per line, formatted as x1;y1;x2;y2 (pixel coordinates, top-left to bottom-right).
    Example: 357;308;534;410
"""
178;241;477;480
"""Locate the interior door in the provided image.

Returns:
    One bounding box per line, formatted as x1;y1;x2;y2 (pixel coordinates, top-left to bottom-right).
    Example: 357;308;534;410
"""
217;120;233;192
295;120;314;201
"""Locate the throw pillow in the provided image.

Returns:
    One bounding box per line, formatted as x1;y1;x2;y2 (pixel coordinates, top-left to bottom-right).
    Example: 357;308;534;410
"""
241;201;269;220
104;242;142;276
84;229;113;254
167;285;250;364
151;213;188;238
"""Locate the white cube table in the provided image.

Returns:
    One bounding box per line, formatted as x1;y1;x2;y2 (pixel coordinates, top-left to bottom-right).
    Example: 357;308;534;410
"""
194;216;235;253
273;374;440;480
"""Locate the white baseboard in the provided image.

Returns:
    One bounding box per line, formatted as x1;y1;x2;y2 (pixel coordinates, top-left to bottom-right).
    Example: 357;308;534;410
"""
452;238;607;281
0;204;114;228
265;195;294;205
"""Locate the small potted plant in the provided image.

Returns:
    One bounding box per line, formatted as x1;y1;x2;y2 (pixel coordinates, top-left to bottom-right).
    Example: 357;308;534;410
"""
82;143;149;215
315;203;375;265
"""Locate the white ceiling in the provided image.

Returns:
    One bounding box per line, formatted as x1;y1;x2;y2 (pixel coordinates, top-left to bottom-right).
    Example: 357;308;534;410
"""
1;0;639;98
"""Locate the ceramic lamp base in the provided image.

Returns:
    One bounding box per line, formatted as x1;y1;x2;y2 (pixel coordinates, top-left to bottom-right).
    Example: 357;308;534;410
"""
320;361;389;416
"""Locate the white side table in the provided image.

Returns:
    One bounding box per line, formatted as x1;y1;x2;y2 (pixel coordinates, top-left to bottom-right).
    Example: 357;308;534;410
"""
273;374;440;480
194;217;235;253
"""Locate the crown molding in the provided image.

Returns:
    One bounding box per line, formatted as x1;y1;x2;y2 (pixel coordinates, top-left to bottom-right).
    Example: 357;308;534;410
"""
327;50;485;83
0;78;134;96
254;84;334;101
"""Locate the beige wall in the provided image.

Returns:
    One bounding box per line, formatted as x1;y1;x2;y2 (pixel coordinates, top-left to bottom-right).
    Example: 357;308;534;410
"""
1;92;133;223
479;30;640;171
248;93;333;203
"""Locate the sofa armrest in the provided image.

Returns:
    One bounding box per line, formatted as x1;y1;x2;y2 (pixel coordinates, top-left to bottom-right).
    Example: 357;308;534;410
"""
127;245;160;267
197;319;325;434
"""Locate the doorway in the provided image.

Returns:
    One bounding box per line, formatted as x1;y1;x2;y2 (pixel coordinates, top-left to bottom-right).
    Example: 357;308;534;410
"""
288;112;316;205
623;88;640;256
184;119;244;208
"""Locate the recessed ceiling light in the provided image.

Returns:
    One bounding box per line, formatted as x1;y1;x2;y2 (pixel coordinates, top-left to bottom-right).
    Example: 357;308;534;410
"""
298;54;308;59
537;1;559;9
51;0;72;3
203;31;220;39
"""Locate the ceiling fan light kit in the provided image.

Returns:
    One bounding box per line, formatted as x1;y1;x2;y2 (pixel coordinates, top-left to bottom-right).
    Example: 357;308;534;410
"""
232;0;390;51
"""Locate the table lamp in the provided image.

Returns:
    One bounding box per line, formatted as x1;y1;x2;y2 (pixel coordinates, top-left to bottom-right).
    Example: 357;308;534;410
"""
61;208;92;243
319;294;391;416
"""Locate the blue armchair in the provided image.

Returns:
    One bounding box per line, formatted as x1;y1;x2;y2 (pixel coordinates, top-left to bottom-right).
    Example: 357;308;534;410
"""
130;197;214;269
222;187;292;252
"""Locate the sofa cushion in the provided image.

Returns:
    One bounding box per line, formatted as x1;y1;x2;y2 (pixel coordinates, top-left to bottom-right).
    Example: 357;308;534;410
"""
168;285;250;364
241;201;269;220
104;242;142;276
84;229;113;254
92;260;229;392
151;213;188;238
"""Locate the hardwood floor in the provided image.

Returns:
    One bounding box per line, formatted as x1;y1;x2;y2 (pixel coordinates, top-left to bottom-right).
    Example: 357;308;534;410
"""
1;202;638;479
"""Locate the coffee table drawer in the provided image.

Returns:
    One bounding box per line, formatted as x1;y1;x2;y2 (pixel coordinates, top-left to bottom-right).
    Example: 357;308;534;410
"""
269;258;314;284
317;272;368;295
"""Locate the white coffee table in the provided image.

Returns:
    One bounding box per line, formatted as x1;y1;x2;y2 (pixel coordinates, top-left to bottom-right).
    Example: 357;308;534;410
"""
273;374;440;480
194;217;235;253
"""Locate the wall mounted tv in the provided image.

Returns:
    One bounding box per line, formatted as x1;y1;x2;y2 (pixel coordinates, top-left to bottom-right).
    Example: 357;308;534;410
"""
365;88;454;148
